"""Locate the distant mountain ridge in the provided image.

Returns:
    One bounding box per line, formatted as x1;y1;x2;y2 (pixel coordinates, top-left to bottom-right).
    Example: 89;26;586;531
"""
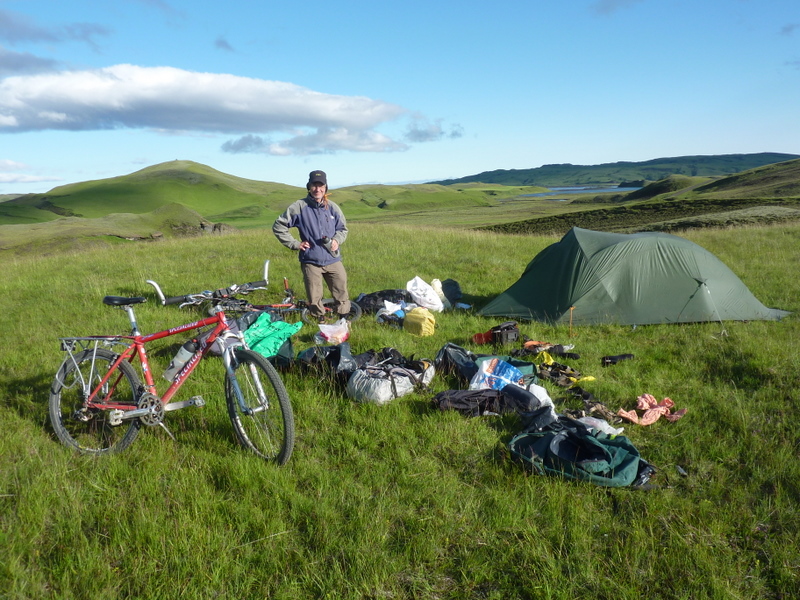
430;153;800;187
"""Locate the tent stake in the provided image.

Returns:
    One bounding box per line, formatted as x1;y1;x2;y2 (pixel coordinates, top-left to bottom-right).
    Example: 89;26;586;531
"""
569;306;575;337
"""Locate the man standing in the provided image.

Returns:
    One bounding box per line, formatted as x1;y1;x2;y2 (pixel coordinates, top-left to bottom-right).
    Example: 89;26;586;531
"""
272;170;351;321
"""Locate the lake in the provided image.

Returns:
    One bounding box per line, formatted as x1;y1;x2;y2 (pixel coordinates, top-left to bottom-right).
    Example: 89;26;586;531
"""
522;186;641;198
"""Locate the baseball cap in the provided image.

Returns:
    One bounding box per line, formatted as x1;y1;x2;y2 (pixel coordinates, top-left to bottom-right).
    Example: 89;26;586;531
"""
308;170;327;186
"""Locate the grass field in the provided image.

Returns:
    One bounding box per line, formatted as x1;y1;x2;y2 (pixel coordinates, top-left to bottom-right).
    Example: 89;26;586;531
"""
1;222;799;599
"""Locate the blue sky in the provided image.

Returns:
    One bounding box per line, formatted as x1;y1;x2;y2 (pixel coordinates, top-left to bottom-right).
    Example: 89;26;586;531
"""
1;0;799;194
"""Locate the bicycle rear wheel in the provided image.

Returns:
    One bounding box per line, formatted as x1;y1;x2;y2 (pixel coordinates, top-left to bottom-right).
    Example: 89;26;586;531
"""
225;348;294;464
301;298;363;324
49;348;142;454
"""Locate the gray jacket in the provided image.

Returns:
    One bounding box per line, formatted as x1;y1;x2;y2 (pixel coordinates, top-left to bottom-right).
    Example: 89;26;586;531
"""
272;195;348;266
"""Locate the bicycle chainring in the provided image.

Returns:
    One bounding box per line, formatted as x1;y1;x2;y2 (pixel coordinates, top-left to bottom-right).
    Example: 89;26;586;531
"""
137;392;165;427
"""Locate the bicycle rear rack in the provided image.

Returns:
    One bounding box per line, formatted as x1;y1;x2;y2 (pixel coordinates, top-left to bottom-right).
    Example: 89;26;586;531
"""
57;337;130;388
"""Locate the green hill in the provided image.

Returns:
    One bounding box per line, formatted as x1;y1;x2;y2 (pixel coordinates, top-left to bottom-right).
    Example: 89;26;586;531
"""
430;153;800;187
692;158;800;198
1;161;300;228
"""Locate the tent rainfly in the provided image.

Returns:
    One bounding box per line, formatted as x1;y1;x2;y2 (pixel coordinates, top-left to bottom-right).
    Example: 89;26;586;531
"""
479;227;790;326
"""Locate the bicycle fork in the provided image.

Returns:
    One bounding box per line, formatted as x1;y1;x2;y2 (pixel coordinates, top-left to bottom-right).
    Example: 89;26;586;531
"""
224;350;270;415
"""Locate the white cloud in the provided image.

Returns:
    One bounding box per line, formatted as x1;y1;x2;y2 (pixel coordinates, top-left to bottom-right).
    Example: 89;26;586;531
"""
0;173;59;183
0;159;28;170
0;64;411;155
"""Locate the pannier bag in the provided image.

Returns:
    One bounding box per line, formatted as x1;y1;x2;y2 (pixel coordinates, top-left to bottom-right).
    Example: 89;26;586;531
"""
346;361;435;405
472;321;520;345
434;342;479;383
441;278;463;305
403;307;436;337
491;321;520;345
354;289;413;314
434;386;542;417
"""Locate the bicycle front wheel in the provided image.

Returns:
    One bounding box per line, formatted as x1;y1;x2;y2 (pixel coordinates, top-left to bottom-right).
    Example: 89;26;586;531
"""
225;348;294;464
49;348;142;454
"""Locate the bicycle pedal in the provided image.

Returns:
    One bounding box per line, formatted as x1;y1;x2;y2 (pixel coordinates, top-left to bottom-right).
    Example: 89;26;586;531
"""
108;409;124;426
190;395;205;407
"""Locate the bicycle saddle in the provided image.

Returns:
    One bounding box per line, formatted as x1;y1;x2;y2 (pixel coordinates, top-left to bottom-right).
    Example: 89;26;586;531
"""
103;296;147;306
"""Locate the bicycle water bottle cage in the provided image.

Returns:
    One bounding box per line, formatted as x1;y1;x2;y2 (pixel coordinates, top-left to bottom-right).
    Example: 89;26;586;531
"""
103;296;147;306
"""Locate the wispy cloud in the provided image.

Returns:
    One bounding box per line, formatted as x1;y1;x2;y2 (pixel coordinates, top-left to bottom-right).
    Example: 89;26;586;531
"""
780;23;800;36
0;64;414;155
404;117;463;143
0;159;58;184
0;46;60;75
591;0;644;16
0;9;109;49
0;159;27;170
0;173;59;184
215;35;234;52
223;129;408;156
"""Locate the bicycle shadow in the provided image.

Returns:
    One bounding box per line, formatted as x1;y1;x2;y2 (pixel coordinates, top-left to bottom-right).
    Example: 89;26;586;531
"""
2;369;53;425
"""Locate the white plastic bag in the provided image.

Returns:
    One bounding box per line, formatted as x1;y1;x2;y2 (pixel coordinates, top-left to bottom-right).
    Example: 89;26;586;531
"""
525;381;559;421
315;318;350;344
578;417;624;436
468;358;524;391
406;276;444;312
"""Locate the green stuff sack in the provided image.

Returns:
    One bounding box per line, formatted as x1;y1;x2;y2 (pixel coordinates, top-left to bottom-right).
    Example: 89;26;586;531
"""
403;307;435;337
508;418;653;488
243;312;303;365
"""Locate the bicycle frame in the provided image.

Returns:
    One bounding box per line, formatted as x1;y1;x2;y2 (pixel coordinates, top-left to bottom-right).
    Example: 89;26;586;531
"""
61;305;236;420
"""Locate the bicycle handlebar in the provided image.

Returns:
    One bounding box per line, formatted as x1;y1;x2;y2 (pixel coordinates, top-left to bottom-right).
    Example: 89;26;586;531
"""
146;261;270;308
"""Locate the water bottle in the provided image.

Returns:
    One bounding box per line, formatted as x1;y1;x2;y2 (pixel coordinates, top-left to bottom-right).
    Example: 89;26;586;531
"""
320;236;340;258
163;339;198;381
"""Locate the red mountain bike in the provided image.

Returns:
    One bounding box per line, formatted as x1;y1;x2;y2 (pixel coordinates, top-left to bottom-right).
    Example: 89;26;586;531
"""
48;281;295;464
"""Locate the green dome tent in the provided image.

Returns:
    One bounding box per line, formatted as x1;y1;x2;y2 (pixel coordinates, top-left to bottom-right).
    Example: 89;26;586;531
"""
479;227;790;325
